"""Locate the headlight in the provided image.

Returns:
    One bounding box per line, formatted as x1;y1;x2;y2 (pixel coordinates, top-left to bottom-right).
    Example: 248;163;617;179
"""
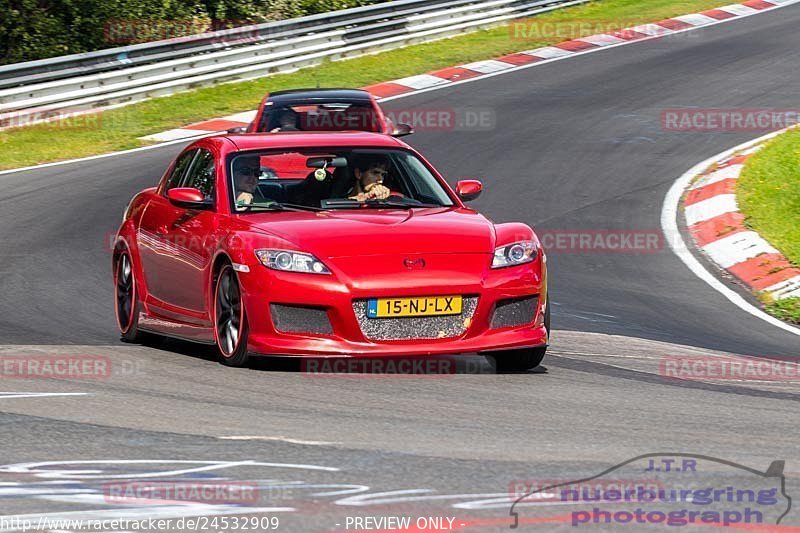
255;249;330;274
492;241;537;268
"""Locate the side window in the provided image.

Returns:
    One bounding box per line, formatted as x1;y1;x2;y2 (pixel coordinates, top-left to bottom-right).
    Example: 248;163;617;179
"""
164;149;197;192
184;149;216;201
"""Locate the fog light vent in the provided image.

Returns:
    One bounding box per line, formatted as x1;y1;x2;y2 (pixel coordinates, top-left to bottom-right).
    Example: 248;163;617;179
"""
490;296;538;329
270;304;333;335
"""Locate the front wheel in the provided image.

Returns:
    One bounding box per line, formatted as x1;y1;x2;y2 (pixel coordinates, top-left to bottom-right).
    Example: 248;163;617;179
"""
115;250;147;343
214;264;251;367
489;346;547;373
489;295;549;372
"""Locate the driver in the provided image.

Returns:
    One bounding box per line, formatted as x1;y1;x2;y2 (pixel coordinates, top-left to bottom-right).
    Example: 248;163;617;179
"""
232;157;260;211
270;109;300;133
348;155;393;202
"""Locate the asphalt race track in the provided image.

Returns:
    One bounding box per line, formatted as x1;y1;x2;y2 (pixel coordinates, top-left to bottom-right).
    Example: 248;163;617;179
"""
1;5;800;531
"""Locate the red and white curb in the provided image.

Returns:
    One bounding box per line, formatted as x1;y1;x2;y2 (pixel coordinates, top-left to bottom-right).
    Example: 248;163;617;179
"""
141;110;256;142
662;130;800;337
141;0;799;143
683;137;800;302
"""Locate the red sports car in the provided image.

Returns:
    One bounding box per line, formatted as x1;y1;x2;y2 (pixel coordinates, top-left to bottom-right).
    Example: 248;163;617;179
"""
113;132;549;370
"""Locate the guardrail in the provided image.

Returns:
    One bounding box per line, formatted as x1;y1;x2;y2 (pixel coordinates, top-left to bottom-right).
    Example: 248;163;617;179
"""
0;0;588;127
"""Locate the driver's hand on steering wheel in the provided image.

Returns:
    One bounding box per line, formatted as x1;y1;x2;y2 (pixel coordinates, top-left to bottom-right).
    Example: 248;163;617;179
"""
349;182;391;202
235;192;254;211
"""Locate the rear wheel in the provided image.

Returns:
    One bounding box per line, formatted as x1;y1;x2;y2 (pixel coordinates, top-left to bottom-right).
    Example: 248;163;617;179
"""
115;249;147;343
214;264;250;367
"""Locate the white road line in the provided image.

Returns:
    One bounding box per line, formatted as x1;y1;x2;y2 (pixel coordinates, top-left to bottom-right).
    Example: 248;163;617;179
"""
661;130;800;337
218;435;336;445
740;144;765;156
0;459;339;478
0;392;89;400
0;134;210;177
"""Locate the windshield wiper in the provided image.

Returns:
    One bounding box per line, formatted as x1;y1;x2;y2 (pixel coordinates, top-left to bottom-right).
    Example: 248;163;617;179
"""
239;201;321;212
321;198;438;209
365;198;441;209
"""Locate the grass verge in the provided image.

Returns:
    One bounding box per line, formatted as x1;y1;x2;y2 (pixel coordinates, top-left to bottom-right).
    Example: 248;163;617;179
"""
1;0;728;170
738;129;800;325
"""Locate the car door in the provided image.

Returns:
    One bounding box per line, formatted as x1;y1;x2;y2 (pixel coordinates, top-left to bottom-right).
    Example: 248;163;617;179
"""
138;148;197;309
139;148;219;317
158;148;220;315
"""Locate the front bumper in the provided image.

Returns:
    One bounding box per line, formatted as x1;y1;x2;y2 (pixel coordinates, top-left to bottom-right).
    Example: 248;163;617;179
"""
238;259;547;357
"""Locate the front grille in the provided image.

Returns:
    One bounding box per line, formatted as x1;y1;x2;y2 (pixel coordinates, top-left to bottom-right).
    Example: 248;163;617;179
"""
490;296;538;329
352;297;478;341
270;304;333;335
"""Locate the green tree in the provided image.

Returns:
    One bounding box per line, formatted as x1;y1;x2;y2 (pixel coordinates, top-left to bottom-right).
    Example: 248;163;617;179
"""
0;0;386;65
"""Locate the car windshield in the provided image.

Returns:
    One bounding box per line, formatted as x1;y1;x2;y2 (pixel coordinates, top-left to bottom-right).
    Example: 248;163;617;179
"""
229;148;455;212
257;102;381;133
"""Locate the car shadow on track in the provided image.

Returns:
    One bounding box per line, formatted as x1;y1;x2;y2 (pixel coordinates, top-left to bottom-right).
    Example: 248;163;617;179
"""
145;337;549;375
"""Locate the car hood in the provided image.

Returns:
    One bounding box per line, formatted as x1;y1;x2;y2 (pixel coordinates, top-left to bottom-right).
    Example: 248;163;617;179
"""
244;207;495;258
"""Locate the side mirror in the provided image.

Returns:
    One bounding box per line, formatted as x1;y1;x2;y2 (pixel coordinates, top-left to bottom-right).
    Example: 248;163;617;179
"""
227;126;247;134
455;179;483;202
167;187;212;209
391;123;414;137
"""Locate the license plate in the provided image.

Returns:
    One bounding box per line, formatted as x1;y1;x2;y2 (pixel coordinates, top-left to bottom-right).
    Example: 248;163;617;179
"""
367;296;462;318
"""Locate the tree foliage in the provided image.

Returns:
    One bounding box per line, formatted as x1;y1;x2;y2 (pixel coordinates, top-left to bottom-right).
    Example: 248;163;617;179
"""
0;0;383;65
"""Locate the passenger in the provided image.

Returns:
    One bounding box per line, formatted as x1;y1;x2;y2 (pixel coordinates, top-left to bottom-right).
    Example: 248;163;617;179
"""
233;159;260;210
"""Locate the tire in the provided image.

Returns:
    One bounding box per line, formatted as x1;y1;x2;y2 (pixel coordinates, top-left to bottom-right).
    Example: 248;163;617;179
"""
489;294;550;372
114;249;148;343
214;264;251;367
544;292;551;335
490;346;547;373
